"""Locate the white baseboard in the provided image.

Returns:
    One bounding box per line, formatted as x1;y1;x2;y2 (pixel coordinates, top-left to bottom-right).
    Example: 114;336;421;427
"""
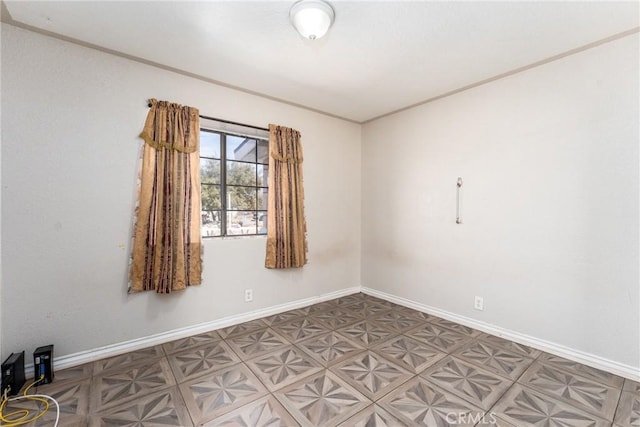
362;287;640;382
36;285;639;382
29;286;361;376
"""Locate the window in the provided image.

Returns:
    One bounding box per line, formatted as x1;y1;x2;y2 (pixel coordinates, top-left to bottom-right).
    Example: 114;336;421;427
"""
200;127;269;237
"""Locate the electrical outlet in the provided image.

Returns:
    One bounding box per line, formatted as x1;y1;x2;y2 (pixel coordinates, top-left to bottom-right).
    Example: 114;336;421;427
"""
474;296;484;311
244;289;253;302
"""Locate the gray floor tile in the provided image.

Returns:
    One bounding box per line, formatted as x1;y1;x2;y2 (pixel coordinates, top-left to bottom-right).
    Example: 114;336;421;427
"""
224;327;290;359
477;333;542;358
306;300;338;314
342;300;393;318
88;386;193;427
297;331;366;367
519;361;621;420
179;363;268;425
92;345;165;374
244;345;323;391
167;340;241;383
288;306;314;317
492;384;611;427
262;310;307;326
452;338;534;380
369;310;426;333
162;330;221;354
426;316;482;337
371;335;446;374
363;296;397;309
403;323;473;353
201;394;299;426
337;404;405;426
271;317;329;342
274;370;370;427
7;378;91;426
420;355;513;410
330;350;413;401
409;310;443;322
45;363;93;385
332;293;367;306
24;294;635;427
90;358;175;413
613;390;640;427
336;320;397;348
311;307;364;329
378;375;484;427
488;416;519;426
217;318;268;339
537;352;625;388
384;305;427;319
624;378;640;393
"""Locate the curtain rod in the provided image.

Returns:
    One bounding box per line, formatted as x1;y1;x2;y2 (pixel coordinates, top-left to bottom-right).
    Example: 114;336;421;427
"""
147;102;269;132
200;114;269;132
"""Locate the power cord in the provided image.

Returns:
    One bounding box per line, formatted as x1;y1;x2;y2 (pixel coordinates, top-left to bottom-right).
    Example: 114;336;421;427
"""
0;376;60;426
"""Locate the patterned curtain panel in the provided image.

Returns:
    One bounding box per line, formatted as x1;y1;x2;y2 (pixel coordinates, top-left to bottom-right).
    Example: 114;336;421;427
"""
130;99;202;293
265;125;308;269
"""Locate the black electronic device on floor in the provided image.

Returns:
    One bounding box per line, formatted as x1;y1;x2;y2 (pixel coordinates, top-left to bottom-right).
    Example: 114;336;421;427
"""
33;345;54;384
2;351;26;397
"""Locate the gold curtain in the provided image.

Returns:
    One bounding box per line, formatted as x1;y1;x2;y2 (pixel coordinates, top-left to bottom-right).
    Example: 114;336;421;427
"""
265;125;308;269
130;99;202;293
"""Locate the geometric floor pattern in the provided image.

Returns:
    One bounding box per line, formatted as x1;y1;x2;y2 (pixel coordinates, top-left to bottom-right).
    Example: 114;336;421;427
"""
7;292;638;426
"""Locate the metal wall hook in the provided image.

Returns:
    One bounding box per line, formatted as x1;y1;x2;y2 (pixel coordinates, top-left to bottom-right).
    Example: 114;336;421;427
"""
456;177;463;224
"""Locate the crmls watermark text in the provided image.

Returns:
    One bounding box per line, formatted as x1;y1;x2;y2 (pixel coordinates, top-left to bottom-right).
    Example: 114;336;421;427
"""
446;412;498;425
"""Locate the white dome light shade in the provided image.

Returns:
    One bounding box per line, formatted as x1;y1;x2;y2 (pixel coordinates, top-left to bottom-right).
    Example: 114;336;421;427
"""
290;0;335;40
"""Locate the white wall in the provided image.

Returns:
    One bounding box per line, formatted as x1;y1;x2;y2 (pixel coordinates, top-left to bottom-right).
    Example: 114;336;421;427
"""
0;24;361;359
2;22;637;375
362;33;639;369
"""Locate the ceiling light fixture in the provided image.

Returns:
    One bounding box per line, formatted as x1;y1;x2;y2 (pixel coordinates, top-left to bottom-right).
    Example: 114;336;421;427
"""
289;0;335;40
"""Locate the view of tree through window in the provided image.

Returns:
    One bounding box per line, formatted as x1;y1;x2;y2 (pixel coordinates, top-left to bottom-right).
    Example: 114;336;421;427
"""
200;129;268;237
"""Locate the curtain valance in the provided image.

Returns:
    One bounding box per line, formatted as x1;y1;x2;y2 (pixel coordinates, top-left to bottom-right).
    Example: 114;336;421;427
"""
140;98;200;153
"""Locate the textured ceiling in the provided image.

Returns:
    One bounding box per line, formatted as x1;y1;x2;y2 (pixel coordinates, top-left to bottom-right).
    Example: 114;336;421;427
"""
4;1;639;122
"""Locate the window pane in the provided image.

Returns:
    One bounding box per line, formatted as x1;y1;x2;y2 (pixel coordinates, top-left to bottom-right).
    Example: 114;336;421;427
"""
257;211;267;235
199;130;269;238
227;211;257;235
257;188;268;211
200;131;220;158
228;186;256;210
202;184;221;210
201;211;221;237
201;159;220;184
257;140;269;164
257;164;269;187
227;136;256;162
227;161;256;186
